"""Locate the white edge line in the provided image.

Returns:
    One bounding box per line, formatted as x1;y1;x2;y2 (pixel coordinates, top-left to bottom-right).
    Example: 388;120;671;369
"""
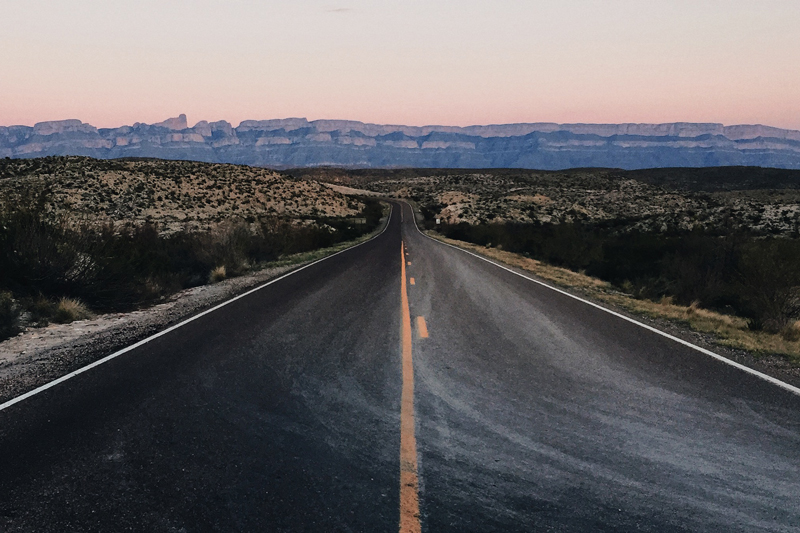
0;205;394;413
405;202;800;397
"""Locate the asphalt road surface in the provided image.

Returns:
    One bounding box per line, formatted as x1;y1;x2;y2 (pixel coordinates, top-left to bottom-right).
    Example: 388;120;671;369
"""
1;201;799;532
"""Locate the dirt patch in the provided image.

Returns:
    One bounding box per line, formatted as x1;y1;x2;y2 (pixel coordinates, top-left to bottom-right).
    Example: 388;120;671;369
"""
322;183;382;197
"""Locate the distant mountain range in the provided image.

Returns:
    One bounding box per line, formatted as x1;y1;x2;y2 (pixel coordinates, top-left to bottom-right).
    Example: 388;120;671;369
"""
3;114;800;170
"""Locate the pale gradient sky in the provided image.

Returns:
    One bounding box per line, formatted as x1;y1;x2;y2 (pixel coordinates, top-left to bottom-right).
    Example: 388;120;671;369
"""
1;0;799;129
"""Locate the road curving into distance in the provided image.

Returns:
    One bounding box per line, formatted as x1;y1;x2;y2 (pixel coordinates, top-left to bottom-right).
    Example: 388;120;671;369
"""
1;201;799;532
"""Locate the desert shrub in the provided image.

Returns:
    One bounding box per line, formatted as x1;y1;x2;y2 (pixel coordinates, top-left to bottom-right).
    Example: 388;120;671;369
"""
27;293;56;326
781;321;800;342
734;239;800;332
205;221;253;275
53;297;93;324
0;204;84;297
209;266;227;283
0;195;384;314
0;291;20;340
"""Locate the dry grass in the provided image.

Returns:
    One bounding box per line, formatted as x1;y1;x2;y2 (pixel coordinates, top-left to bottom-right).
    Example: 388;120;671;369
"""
781;321;800;342
428;231;800;365
53;298;93;324
209;265;227;283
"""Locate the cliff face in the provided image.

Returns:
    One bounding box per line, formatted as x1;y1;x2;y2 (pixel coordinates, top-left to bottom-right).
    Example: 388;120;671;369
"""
2;115;800;169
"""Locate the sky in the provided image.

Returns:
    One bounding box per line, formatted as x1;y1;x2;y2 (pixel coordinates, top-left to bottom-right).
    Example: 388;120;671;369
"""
1;0;799;130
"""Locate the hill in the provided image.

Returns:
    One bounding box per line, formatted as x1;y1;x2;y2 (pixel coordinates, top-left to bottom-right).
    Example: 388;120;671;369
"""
295;166;800;236
0;156;362;233
0;156;380;331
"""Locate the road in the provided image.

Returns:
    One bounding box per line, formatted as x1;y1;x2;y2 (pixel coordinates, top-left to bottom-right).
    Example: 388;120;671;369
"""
1;201;799;532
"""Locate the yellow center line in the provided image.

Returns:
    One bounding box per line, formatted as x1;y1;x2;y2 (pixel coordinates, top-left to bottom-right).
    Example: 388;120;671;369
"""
410;277;415;286
416;317;429;338
399;241;421;533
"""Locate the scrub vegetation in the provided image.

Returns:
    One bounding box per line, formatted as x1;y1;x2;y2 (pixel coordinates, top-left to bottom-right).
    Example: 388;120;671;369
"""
0;156;384;340
295;166;800;237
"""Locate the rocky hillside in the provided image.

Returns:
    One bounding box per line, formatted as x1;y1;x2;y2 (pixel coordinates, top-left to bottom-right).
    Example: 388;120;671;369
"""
2;116;800;170
0;156;362;233
296;167;800;237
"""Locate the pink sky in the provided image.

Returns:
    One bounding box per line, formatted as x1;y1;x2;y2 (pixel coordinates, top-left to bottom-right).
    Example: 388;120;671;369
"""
1;1;799;130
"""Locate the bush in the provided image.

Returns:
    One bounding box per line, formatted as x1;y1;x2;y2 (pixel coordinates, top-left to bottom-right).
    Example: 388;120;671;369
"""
735;239;800;332
781;321;800;342
28;293;56;326
53;298;92;324
0;291;21;340
209;266;227;283
0;195;384;315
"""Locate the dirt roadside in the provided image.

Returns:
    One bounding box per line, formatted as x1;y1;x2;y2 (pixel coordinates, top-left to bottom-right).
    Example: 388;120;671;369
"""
322;183;382;197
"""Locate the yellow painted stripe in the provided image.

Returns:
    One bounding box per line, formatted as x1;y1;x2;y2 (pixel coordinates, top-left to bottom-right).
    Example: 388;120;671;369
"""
416;316;428;338
399;241;421;533
407;261;411;266
409;277;415;285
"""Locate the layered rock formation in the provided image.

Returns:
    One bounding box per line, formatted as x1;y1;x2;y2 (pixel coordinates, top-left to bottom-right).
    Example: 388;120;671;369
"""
2;115;799;169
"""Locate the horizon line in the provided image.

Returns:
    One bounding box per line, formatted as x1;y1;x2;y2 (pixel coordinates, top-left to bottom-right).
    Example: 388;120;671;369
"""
3;115;800;134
